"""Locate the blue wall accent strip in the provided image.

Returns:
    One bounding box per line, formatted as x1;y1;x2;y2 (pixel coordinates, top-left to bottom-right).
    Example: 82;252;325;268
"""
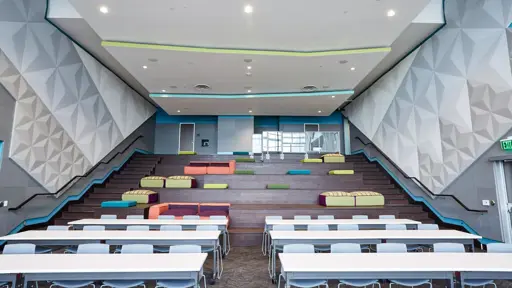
155;109;218;124
351;149;498;244
2;148;151;244
254;116;279;129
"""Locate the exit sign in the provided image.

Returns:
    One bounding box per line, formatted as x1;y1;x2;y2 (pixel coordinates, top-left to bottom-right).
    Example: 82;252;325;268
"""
501;138;512;151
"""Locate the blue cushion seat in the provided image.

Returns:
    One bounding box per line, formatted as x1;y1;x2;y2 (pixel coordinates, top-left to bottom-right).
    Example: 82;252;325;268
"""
287;170;311;175
233;151;250;155
101;200;137;208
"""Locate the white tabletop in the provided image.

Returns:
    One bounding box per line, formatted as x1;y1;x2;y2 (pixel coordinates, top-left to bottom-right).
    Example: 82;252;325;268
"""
269;230;481;240
0;253;207;274
265;219;421;225
279;253;512;273
0;230;221;241
69;219;228;226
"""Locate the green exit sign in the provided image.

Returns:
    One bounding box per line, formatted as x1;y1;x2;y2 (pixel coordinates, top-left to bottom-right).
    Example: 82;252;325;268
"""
501;138;512;151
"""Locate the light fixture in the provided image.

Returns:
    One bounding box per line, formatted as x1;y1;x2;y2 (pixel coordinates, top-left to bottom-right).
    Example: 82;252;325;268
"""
142;65;148;69
177;110;181;113
244;5;253;14
247;66;252;70
249;110;253;113
350;67;355;71
332;95;335;98
387;9;395;17
99;6;109;14
161;89;166;92
247;89;251;93
318;110;322;113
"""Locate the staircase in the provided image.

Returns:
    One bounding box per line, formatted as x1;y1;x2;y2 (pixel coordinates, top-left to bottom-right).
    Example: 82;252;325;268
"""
50;153;437;244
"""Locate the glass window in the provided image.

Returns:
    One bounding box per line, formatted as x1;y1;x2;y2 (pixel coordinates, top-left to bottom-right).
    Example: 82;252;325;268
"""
281;132;305;153
252;134;262;154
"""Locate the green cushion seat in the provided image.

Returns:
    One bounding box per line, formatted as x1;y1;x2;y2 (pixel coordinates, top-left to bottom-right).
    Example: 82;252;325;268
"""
204;184;229;189
267;184;290;189
329;170;355;175
300;159;322;163
236;158;255;162
178;151;197;155
101;201;137;208
287;170;311;175
233;151;250;155
235;170;255;175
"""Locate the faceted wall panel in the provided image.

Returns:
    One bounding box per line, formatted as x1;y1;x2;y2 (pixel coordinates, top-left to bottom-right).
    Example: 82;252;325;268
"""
0;0;155;192
345;0;512;193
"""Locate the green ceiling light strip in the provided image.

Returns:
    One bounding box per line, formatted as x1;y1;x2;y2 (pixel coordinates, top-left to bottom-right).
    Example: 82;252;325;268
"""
102;41;391;56
150;90;354;99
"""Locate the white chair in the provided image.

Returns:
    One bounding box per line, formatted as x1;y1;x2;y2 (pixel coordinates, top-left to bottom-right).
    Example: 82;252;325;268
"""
268;224;295;278
307;224;331;252
101;244;152;288
379;215;395;219
154;225;182;253
51;244;109;288
332;243;380;288
278;244;329;288
156;245;206;288
317;215;335;220
126;215;144;219
377;243;432;288
352;215;368;219
65;226;105;254
100;215;117;219
196;225;223;279
262;216;282;255
210;215;230;255
385;224;406;230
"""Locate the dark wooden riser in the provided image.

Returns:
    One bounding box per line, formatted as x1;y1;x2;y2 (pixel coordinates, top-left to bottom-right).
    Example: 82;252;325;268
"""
153;189;408;205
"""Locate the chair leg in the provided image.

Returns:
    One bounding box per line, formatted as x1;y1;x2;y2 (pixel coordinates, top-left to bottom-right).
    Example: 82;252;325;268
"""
201;274;207;288
278;273;285;288
225;230;231;255
337;283;342;288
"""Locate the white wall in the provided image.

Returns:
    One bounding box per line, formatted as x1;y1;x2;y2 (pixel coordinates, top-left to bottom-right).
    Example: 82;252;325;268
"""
345;0;512;193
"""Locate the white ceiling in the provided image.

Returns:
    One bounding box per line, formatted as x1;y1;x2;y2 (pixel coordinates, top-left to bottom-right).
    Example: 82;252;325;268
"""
102;45;389;94
69;0;430;51
49;0;441;116
152;94;351;116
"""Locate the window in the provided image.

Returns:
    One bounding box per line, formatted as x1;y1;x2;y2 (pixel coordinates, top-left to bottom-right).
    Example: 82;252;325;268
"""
252;134;262;154
262;131;282;152
282;132;305;153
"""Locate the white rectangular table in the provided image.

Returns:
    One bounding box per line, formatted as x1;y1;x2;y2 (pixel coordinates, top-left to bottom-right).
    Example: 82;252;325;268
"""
279;253;512;288
0;230;222;279
0;253;206;288
68;218;229;255
265;219;421;229
268;230;481;279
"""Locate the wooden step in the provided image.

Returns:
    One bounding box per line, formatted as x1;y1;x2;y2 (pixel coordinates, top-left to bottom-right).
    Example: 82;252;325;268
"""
154;188;406;205
61;211;94;219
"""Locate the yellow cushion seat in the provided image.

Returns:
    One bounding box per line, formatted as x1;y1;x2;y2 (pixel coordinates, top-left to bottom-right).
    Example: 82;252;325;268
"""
329;170;354;175
301;159;323;163
321;153;345;163
122;189;159;204
165;176;197;188
140;176;166;188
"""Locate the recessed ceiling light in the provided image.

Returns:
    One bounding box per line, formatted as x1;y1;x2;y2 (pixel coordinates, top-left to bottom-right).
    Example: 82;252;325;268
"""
387;9;395;17
161;89;166;92
247;89;251;93
350;67;355;71
318;110;322;113
247;66;252;70
332;95;335;98
249;110;253;113
177;110;181;113
244;5;253;14
99;6;109;14
142;65;148;69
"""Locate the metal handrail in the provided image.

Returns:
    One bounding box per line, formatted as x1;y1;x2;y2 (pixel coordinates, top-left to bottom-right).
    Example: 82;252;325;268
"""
8;135;144;211
355;136;487;213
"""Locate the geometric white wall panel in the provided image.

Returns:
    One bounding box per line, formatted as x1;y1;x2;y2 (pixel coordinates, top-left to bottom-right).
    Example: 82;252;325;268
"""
0;0;155;192
346;0;512;194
